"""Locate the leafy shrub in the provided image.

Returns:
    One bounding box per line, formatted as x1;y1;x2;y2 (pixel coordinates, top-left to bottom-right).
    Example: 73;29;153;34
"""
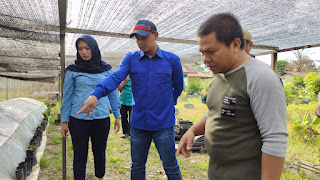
291;110;320;141
293;75;305;88
284;72;320;104
188;81;201;95
303;72;320;98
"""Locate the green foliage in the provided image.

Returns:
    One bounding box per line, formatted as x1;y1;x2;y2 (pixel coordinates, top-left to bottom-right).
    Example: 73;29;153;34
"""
188;81;202;94
284;76;303;98
49;134;62;145
40;156;50;168
284;81;296;97
284;72;320;104
292;75;305;89
43;109;50;117
291;110;320;141
48;116;55;126
277;60;288;75
303;72;320;98
284;78;306;104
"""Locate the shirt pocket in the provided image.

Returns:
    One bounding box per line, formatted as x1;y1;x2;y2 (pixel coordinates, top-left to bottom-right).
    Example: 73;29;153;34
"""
130;65;146;83
155;65;172;82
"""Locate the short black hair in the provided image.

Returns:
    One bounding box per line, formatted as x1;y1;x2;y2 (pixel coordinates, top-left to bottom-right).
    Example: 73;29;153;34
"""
197;13;244;49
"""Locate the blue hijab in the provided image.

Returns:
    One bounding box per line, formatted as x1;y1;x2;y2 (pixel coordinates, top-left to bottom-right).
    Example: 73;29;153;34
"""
65;34;112;73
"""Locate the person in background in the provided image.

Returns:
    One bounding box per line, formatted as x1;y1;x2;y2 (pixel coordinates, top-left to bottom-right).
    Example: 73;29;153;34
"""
118;75;132;138
177;13;288;180
76;20;184;180
315;92;320;117
60;34;121;180
242;28;254;56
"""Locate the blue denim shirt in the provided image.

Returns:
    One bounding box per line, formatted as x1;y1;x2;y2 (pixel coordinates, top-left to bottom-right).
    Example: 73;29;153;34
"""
61;69;121;122
92;47;183;130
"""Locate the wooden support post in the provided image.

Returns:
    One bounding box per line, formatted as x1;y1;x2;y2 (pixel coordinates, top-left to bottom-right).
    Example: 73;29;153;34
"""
62;137;67;178
61;31;67;180
19;80;21;98
58;0;67;179
6;78;8;100
271;52;278;72
13;79;15;98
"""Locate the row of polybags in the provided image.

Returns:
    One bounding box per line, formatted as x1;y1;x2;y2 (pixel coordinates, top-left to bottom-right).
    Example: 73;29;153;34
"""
0;98;47;179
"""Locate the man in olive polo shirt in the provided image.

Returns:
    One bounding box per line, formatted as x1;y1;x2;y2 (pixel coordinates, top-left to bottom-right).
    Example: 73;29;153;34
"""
177;13;288;180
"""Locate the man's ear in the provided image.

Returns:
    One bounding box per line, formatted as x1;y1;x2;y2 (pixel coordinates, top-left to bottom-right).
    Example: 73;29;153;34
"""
154;32;159;40
232;38;242;52
249;41;253;48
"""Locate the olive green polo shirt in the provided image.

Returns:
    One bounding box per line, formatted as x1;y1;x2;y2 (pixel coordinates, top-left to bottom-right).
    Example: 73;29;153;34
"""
205;58;288;179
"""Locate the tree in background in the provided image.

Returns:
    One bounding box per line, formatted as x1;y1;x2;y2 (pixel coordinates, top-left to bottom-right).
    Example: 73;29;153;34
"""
277;60;288;75
188;81;202;95
285;49;317;72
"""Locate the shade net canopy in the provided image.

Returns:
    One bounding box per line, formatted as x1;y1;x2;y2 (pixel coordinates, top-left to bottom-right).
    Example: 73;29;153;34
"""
0;98;47;179
0;0;320;81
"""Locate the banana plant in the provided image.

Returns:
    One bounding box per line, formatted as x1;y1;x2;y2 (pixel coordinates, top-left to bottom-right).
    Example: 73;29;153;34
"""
291;110;320;141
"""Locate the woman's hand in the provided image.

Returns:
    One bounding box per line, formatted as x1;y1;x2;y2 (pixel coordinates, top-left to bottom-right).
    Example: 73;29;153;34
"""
60;122;69;138
114;117;121;133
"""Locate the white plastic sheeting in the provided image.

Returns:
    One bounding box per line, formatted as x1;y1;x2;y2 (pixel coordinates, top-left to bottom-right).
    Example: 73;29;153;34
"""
0;98;47;179
63;0;320;56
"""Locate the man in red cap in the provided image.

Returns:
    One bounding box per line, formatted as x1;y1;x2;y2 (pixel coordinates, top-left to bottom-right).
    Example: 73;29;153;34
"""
77;20;184;180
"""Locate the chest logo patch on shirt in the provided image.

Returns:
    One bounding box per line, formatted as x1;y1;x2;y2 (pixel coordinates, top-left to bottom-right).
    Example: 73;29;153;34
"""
223;95;237;106
221;108;236;117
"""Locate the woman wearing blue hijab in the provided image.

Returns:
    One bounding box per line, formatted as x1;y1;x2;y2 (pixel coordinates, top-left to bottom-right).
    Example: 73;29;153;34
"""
60;35;121;180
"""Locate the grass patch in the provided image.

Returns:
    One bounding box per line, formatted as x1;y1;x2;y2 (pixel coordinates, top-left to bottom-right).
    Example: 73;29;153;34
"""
108;156;124;164
48;116;56;127
193;163;208;170
176;96;208;122
286;102;320;165
48;133;62;145
281;171;315;180
40;156;50;168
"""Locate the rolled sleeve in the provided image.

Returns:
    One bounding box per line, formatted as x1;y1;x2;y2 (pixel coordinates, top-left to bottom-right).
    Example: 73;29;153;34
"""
249;69;288;157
